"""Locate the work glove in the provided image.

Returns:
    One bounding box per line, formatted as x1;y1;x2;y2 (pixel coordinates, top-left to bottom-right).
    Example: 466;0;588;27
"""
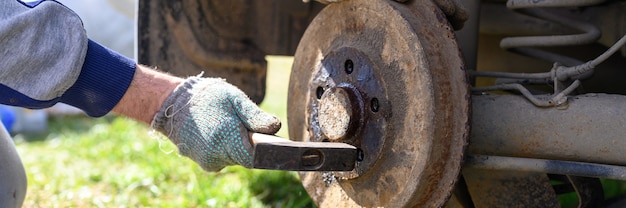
151;77;281;172
304;0;468;30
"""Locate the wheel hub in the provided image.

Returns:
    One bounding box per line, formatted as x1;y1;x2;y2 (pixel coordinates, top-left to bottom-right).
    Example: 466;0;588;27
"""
287;0;470;207
309;47;388;179
318;85;361;142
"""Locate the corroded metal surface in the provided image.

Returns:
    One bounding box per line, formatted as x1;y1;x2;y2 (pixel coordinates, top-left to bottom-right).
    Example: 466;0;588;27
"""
308;47;388;180
470;94;626;166
318;86;364;142
287;0;470;207
463;93;626;207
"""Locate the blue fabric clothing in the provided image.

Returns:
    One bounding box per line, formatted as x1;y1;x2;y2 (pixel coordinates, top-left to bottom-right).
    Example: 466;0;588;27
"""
0;0;136;117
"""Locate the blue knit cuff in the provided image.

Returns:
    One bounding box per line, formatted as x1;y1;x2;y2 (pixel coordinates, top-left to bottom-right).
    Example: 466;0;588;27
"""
61;40;136;117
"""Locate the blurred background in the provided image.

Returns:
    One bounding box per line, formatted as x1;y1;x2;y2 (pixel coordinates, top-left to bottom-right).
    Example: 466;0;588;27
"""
5;0;312;207
61;0;135;58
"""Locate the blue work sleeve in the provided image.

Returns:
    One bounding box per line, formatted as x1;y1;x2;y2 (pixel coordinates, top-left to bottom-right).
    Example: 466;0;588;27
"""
0;0;136;117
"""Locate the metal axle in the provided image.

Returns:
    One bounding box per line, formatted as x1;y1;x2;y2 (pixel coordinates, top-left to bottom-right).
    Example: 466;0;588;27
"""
470;94;626;167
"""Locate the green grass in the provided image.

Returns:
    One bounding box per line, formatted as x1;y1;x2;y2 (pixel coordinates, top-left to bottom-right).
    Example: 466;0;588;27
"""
14;56;315;207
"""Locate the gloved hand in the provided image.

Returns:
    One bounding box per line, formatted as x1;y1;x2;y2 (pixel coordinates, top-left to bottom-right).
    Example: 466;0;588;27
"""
151;77;281;171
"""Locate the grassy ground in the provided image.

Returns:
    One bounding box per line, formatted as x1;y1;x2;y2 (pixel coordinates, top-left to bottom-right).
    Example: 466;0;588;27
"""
15;56;315;207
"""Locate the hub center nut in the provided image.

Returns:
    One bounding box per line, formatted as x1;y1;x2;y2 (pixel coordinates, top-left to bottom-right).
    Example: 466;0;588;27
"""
318;85;364;142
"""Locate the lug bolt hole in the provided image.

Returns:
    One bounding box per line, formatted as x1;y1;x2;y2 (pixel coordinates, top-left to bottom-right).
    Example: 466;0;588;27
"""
316;87;325;99
370;98;380;112
344;59;354;74
356;148;364;162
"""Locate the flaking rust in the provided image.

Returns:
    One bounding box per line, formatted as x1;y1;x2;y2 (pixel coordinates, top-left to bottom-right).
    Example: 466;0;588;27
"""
322;172;338;186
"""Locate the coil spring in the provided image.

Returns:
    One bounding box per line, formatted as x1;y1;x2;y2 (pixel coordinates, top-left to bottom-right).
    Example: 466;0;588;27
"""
502;0;604;71
471;0;626;107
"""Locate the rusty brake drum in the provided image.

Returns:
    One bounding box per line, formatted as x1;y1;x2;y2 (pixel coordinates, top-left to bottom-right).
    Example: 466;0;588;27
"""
287;0;470;207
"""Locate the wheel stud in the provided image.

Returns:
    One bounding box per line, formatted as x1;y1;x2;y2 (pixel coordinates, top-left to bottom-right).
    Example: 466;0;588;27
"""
316;87;325;99
345;59;354;74
371;98;380;112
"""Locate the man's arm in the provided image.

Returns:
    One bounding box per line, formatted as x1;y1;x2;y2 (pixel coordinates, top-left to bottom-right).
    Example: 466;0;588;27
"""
1;0;281;172
112;65;183;124
112;64;282;171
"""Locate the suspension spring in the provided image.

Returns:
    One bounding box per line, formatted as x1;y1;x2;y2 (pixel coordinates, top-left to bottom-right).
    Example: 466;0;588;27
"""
503;0;604;77
470;0;626;107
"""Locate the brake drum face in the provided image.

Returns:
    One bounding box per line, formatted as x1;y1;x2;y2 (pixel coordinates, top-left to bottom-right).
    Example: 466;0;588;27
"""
287;0;470;207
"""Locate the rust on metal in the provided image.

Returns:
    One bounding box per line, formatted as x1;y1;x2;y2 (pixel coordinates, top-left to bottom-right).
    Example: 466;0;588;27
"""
287;0;470;207
318;86;364;142
469;94;626;166
308;47;389;180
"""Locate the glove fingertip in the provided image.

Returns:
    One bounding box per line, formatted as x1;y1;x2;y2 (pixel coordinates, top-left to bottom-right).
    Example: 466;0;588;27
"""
233;96;282;133
250;114;282;134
